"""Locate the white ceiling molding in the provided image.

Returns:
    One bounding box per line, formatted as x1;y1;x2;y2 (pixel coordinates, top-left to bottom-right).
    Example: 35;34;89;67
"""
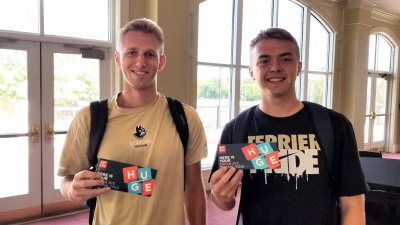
329;0;400;17
346;0;379;10
371;8;400;24
329;0;346;5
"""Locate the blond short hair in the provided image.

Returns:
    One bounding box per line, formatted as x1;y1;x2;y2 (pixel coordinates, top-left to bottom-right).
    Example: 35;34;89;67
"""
117;18;165;54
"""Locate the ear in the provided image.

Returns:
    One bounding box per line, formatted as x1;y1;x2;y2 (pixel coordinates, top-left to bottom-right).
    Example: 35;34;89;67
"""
297;61;302;76
114;51;121;67
158;55;167;71
249;67;255;80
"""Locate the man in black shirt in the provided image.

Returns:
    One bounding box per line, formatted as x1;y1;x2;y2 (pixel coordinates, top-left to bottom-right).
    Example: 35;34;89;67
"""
209;28;367;225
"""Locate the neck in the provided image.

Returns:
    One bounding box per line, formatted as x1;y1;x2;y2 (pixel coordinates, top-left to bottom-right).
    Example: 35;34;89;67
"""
117;90;157;108
259;96;303;117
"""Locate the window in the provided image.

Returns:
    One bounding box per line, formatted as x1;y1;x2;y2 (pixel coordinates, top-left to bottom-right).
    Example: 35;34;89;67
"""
0;0;110;42
197;0;334;168
0;0;40;33
44;0;110;41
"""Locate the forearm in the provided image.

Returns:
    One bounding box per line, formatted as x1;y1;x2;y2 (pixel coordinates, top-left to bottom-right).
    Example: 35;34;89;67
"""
184;162;206;225
184;184;206;225
340;195;365;225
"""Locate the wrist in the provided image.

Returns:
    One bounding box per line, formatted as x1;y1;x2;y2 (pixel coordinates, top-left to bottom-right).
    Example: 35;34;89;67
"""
211;191;235;211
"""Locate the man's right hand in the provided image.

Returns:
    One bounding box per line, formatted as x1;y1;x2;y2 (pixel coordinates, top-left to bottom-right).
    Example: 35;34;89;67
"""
209;167;243;211
61;170;111;203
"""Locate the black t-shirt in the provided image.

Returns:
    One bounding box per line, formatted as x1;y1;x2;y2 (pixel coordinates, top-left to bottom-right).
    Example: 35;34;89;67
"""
211;104;367;225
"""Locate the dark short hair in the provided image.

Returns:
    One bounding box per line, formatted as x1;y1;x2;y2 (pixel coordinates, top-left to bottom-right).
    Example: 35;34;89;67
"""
250;28;300;60
117;18;164;54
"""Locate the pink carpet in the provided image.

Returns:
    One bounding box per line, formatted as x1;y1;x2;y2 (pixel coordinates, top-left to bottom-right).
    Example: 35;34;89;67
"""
22;212;89;225
382;153;400;160
23;192;239;225
19;153;400;225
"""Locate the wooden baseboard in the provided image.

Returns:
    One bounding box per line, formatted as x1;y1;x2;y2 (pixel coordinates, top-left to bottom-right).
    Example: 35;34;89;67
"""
393;144;400;153
0;206;41;224
0;201;85;224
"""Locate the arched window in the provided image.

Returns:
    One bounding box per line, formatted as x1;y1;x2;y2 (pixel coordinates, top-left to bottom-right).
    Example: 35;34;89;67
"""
197;0;334;167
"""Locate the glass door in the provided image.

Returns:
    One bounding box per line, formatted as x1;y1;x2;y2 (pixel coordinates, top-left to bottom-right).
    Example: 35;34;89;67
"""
0;0;113;222
0;40;42;219
0;41;110;223
364;34;393;151
364;74;389;150
41;43;110;209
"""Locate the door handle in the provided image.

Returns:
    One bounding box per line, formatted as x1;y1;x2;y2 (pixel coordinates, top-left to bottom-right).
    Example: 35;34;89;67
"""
45;123;54;142
370;111;376;120
30;124;40;143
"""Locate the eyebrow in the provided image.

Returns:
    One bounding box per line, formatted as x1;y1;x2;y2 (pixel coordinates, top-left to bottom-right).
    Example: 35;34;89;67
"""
258;52;294;59
124;47;157;53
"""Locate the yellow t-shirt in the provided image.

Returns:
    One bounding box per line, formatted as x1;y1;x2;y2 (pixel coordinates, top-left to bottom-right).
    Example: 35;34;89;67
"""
57;93;207;225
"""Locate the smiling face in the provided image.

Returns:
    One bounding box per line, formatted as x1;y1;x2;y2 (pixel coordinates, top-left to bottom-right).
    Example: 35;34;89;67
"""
114;31;166;93
249;39;302;101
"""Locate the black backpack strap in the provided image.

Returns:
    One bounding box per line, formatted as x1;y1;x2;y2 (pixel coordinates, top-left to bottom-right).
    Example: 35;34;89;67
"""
86;98;108;225
88;98;109;169
303;101;339;216
166;96;189;155
303;101;334;175
166;96;189;190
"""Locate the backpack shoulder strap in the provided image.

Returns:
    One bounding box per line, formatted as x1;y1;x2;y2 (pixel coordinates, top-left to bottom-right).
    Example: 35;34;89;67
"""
86;98;108;225
232;106;257;143
303;101;334;174
166;96;189;155
166;96;189;190
88;98;109;169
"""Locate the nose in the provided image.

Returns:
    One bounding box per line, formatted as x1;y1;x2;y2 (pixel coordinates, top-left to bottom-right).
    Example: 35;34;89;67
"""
135;54;146;67
270;59;282;73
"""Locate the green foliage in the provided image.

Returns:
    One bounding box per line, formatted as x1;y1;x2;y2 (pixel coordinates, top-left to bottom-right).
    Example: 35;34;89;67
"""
0;50;27;101
197;77;260;101
307;77;324;105
197;77;229;99
0;50;99;108
53;54;99;107
240;80;259;101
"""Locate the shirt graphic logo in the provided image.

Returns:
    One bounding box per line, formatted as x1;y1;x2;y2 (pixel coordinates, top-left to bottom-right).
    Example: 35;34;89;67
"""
134;125;147;139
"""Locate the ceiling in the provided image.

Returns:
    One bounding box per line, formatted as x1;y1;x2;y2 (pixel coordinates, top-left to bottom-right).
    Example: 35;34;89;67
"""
333;0;400;17
377;0;400;17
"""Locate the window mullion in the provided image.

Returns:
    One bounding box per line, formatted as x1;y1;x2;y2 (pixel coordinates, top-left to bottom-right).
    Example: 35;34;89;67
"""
301;8;311;101
326;26;334;107
39;0;44;36
272;0;278;27
232;0;243;118
374;35;379;71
